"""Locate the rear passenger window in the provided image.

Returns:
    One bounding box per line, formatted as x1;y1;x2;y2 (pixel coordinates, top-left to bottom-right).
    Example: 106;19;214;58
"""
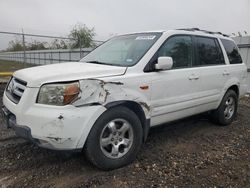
221;39;242;64
158;35;192;68
194;37;225;66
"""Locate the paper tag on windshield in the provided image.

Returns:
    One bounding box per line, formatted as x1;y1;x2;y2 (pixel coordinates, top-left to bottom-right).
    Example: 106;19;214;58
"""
135;35;156;40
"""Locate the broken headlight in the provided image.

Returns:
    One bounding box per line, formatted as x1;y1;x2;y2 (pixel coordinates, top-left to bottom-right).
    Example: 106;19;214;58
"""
37;82;80;106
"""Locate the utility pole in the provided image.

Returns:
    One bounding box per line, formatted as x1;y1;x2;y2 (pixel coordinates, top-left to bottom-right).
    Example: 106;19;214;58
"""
22;29;26;67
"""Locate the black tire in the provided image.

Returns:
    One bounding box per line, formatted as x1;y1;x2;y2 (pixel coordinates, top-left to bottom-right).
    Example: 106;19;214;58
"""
84;106;143;170
211;90;238;126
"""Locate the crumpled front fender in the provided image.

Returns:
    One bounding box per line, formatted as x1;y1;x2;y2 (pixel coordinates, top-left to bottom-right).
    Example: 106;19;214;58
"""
73;78;151;119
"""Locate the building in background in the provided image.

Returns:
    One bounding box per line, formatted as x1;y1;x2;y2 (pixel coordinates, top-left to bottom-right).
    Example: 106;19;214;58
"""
233;36;250;93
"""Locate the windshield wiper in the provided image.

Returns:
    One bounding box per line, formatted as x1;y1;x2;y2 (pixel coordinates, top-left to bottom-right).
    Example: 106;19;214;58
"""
85;61;117;66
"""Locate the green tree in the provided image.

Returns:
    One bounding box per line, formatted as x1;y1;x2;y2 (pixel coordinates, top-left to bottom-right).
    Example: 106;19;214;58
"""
7;39;23;51
7;39;48;51
27;40;47;50
50;39;68;49
69;23;96;48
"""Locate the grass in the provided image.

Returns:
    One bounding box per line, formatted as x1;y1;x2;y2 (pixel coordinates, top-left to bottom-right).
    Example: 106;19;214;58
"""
0;60;34;72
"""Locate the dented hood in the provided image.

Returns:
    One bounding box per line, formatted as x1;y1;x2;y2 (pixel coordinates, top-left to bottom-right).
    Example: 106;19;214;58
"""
14;62;127;87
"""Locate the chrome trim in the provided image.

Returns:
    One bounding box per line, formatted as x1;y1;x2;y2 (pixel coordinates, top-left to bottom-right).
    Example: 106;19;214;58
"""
6;77;27;104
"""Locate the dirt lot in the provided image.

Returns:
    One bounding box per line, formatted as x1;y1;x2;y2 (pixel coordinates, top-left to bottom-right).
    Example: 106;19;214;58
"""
0;83;249;188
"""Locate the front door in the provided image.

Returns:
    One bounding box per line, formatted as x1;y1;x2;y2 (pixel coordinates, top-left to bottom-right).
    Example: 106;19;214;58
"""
148;35;201;126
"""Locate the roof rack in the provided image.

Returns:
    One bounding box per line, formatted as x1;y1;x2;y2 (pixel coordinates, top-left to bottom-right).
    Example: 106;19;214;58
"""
177;28;229;37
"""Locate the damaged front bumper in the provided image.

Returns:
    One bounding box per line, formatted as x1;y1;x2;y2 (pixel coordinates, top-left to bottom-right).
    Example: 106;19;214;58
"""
2;90;106;151
1;106;41;147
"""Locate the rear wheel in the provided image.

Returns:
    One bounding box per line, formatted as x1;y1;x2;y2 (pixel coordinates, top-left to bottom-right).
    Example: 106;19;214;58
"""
84;106;143;170
211;90;238;126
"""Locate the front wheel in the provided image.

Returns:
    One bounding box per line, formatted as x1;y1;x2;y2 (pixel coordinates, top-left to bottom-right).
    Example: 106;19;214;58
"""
211;90;238;126
84;106;143;170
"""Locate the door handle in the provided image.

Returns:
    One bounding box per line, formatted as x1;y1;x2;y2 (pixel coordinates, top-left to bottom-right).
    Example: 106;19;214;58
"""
223;70;230;76
189;74;200;80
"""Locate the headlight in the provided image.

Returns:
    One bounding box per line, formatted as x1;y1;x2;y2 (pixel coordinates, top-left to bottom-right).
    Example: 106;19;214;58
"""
37;82;80;106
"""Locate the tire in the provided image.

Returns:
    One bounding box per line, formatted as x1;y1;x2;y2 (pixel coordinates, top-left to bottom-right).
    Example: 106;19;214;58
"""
211;90;238;126
84;106;143;170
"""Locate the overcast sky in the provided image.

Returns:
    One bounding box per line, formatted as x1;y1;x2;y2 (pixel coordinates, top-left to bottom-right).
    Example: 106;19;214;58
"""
0;0;249;50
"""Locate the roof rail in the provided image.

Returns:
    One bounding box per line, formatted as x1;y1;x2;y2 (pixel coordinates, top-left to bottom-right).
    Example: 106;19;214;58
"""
177;28;200;31
177;28;229;37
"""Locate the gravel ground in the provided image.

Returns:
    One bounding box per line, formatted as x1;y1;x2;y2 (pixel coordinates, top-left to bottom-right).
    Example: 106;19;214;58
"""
0;83;250;188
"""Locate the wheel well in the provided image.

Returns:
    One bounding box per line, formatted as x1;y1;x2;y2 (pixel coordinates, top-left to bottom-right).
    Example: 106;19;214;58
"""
105;101;150;142
227;85;239;97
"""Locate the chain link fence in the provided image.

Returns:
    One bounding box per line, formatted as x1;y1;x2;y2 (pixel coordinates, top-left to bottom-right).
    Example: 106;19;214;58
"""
0;30;103;69
0;48;92;65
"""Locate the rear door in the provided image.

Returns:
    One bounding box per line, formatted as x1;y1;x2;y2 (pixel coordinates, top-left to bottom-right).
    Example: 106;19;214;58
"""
192;36;228;108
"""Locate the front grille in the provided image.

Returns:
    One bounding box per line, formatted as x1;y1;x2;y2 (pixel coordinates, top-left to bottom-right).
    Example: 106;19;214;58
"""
6;77;27;104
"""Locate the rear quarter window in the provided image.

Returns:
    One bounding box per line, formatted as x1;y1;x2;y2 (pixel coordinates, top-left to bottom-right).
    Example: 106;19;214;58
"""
221;39;242;64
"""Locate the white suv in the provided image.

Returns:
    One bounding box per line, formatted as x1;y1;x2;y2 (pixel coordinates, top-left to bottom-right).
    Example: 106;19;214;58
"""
1;28;248;170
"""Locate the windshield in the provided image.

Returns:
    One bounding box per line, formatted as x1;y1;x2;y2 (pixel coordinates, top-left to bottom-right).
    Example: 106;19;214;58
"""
80;33;162;67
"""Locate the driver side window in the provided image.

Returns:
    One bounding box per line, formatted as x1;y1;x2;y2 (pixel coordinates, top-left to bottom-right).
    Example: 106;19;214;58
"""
158;35;193;68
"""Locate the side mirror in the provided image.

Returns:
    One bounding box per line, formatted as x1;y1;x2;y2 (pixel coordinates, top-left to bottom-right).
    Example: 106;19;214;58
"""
155;57;173;71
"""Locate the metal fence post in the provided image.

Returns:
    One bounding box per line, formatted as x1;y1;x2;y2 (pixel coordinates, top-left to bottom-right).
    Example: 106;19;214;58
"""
79;34;82;59
38;52;40;65
50;51;53;64
59;51;61;63
22;29;26;67
44;52;46;65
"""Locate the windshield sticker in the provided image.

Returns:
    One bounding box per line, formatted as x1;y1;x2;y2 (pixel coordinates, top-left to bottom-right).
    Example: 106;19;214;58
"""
135;35;156;40
126;59;133;63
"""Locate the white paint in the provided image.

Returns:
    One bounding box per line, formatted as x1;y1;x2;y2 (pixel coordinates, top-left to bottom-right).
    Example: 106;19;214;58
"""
14;62;127;87
2;29;248;150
